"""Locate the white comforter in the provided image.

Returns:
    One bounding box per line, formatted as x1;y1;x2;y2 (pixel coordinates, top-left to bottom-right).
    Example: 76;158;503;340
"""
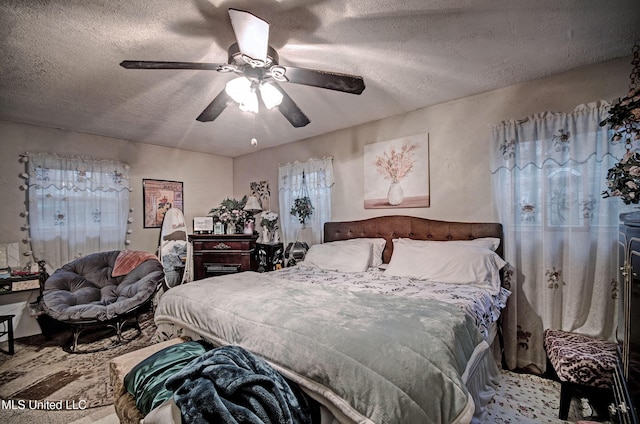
273;265;510;341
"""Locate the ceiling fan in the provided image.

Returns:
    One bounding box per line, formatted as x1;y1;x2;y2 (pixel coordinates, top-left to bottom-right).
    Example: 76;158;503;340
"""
120;8;366;128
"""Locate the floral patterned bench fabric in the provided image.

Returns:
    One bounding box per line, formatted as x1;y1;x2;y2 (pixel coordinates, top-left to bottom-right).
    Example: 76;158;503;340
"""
543;328;617;388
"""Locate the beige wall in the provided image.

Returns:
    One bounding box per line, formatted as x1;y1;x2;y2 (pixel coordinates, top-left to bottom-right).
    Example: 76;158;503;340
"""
0;121;233;265
0;57;632;267
233;57;633;224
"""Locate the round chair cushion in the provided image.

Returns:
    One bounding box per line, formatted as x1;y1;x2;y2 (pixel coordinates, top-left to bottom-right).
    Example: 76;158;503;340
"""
42;251;164;322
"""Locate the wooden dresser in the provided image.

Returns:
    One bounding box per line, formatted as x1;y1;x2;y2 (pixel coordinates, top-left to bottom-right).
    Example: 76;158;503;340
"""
189;234;258;280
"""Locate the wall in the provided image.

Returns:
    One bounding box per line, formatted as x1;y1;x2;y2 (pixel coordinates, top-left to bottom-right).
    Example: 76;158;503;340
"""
0;121;233;266
233;57;633;224
0;57;632;266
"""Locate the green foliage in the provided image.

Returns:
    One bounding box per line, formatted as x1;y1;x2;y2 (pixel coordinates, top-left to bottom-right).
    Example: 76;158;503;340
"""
290;197;314;225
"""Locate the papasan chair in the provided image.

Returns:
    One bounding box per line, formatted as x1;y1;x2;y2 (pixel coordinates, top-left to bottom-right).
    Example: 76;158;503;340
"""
41;250;164;353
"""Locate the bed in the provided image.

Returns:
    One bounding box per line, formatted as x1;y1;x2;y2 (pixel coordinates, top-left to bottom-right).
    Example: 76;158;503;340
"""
147;215;510;424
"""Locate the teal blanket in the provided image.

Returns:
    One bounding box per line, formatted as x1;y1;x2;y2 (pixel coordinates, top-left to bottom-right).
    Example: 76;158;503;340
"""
125;340;209;415
155;271;484;423
166;345;318;423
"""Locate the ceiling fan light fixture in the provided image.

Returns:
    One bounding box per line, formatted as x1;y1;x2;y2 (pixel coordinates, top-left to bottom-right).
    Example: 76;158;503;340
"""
259;82;283;109
120;9;364;128
239;92;259;113
225;77;259;113
225;76;251;103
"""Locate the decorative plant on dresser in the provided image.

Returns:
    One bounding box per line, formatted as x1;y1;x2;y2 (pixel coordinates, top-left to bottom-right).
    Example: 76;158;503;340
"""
209;196;250;234
260;211;279;243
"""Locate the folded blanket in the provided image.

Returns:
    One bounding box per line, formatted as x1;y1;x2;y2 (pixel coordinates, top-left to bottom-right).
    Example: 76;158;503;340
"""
112;250;159;277
166;345;317;424
125;340;210;415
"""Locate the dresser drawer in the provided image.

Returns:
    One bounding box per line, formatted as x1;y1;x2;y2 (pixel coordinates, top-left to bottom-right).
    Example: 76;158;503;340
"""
192;239;253;251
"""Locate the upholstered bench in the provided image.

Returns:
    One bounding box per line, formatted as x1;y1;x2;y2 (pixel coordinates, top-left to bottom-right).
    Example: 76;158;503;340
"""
109;338;186;424
543;328;617;420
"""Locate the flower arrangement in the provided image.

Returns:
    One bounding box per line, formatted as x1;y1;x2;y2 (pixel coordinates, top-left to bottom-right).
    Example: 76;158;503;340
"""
209;196;249;225
601;45;640;206
260;211;279;232
603;150;640;204
290;196;314;225
374;143;417;183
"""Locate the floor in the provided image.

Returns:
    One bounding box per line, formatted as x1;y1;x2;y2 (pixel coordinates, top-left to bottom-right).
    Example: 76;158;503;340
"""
0;369;610;423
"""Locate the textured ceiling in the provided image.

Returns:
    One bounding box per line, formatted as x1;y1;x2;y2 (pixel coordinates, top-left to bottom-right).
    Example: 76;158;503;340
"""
1;0;639;157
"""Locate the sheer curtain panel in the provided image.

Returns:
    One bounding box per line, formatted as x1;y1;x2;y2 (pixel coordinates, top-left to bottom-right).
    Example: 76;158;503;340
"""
278;158;334;246
26;153;131;271
490;101;627;372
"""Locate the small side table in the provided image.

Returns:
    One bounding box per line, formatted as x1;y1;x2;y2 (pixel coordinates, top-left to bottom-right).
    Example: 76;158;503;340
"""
0;315;15;355
256;242;284;272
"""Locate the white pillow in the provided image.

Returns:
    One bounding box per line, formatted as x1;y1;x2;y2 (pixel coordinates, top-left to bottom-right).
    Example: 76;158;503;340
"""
302;241;373;273
395;237;501;251
327;238;387;267
385;239;506;290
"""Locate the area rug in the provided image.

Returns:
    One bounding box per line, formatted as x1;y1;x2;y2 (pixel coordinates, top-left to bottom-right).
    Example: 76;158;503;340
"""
0;311;156;409
486;369;610;423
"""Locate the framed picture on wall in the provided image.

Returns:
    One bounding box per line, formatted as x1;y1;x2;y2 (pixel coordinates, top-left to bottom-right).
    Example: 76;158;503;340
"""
143;179;184;228
363;134;430;209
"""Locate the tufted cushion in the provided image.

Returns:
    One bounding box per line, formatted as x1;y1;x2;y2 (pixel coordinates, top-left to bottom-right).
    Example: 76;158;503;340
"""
544;328;617;388
42;251;164;322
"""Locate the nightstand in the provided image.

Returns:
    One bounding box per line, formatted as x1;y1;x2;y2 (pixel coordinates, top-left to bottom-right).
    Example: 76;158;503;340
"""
256;242;284;272
189;234;258;280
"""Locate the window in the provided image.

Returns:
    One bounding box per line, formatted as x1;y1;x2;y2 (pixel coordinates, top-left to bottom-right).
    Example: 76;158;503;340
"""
26;153;131;270
278;158;334;245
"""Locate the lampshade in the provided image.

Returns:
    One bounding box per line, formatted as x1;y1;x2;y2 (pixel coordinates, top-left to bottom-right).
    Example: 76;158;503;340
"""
259;82;283;110
244;195;262;213
225;77;283;113
225;77;259;113
225;77;251;102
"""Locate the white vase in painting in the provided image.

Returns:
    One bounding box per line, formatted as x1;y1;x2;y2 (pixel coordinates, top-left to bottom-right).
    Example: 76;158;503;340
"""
387;182;404;205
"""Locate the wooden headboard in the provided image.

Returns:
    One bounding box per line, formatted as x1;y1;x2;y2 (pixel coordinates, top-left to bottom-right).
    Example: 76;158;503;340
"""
324;215;503;264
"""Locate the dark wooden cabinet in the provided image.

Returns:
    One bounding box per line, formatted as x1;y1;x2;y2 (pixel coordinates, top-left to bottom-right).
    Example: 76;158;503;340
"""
255;242;284;272
616;215;640;422
189;234;258;280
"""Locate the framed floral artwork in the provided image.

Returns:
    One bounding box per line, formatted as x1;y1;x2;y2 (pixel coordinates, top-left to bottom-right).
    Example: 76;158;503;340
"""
143;179;184;228
364;134;430;209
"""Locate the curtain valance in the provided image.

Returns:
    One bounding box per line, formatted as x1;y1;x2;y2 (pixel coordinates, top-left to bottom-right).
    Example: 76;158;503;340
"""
278;157;334;192
25;152;132;193
490;101;621;173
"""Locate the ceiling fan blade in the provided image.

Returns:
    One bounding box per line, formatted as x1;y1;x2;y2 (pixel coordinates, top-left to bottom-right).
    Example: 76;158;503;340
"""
228;9;269;64
279;66;365;95
120;60;230;71
196;90;232;122
273;85;310;128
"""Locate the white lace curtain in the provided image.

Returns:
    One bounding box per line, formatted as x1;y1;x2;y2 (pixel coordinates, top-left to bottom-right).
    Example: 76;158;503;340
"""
278;157;334;246
26;152;131;271
490;101;627;372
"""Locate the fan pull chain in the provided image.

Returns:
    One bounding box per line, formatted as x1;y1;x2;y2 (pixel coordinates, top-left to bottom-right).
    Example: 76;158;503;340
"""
251;113;258;147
